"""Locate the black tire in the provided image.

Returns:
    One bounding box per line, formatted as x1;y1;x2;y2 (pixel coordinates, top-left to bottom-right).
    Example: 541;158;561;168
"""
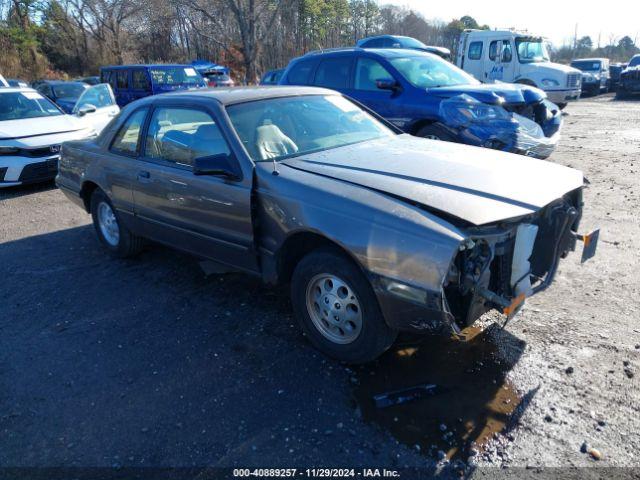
90;189;144;258
415;123;457;142
291;248;397;364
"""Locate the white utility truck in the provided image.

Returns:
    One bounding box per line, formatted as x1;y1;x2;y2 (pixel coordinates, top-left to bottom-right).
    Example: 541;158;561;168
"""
457;29;582;108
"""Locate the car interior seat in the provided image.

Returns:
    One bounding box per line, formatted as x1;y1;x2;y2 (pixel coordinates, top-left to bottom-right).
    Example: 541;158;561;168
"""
255;123;298;160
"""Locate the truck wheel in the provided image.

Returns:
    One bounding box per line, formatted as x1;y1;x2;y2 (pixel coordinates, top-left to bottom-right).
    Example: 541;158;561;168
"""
291;248;397;364
90;189;143;258
415;124;456;142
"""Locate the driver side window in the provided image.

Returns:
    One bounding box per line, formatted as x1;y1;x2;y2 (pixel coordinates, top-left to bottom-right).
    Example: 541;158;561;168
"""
144;107;230;168
354;58;394;91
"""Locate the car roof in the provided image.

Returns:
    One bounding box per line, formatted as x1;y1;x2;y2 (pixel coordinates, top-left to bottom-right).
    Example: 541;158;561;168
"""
0;87;37;93
38;80;87;86
303;47;436;59
572;58;607;62
134;86;339;106
101;64;194;69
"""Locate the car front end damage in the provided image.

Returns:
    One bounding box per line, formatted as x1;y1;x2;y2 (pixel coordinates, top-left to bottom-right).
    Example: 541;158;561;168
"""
442;188;597;331
438;94;562;159
620;68;640;95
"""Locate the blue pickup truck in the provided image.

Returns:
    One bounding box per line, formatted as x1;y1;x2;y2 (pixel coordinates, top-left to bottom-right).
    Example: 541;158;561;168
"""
280;48;562;159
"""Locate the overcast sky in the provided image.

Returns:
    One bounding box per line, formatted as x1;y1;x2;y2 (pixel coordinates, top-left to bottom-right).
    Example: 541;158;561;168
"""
382;0;640;47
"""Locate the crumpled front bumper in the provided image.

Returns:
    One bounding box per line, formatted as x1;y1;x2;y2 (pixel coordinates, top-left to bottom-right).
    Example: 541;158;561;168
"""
439;96;563;160
456;113;561;160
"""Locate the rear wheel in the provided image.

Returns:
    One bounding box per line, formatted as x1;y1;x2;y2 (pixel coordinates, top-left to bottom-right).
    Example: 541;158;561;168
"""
415;123;457;142
291;248;397;363
90;189;143;257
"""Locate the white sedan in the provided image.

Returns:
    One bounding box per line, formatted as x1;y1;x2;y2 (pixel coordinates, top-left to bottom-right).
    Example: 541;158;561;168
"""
0;84;119;188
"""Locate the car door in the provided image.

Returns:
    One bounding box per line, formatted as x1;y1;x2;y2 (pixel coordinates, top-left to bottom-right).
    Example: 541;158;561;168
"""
101;106;150;231
132;104;258;272
486;40;514;83
72;84;120;133
462;40;485;80
345;57;404;122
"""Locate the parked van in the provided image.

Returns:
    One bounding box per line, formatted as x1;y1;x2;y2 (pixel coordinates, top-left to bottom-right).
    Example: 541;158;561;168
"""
457;29;582;108
570;58;610;95
100;64;206;107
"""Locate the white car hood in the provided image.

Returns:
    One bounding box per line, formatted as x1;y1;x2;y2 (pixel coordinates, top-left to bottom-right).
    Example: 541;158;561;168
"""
0;115;86;141
0;115;93;147
283;135;584;226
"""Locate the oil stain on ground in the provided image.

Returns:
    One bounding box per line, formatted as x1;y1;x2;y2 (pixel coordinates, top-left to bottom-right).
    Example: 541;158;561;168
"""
353;325;524;461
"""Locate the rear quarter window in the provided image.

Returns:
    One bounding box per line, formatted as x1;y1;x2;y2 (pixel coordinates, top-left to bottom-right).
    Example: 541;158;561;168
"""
286;60;317;85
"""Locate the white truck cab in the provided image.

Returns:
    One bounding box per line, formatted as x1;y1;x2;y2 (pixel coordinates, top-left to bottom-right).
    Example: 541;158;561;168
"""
457;29;582;108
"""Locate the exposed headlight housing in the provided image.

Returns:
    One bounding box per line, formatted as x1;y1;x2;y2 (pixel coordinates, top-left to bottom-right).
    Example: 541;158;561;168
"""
440;94;512;128
541;78;560;87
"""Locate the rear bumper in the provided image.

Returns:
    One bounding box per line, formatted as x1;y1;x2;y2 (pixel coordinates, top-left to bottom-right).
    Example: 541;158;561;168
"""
0;155;59;188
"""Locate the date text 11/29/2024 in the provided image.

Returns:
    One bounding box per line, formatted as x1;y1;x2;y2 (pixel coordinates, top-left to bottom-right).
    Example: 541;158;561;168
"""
233;468;400;478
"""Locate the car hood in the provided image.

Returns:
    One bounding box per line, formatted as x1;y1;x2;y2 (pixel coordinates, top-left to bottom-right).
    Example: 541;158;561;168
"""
526;62;581;76
281;135;583;226
0;115;85;141
428;83;545;105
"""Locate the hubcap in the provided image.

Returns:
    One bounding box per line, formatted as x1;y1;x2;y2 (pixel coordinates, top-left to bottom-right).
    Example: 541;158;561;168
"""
305;274;362;345
97;201;120;247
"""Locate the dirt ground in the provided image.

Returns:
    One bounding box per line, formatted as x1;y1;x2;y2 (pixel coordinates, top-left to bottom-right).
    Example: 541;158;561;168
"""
0;93;638;476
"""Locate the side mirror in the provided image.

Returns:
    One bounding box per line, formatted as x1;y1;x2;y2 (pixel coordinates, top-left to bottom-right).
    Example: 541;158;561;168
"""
376;78;400;91
193;153;239;179
77;104;97;116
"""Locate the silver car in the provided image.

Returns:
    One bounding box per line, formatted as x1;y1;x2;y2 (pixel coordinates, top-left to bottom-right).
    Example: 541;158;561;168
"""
56;87;597;363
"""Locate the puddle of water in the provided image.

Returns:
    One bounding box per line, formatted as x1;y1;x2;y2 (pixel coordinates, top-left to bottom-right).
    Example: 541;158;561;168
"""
353;326;522;460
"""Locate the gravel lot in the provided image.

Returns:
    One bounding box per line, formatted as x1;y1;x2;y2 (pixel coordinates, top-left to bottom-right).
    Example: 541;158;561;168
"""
1;93;638;475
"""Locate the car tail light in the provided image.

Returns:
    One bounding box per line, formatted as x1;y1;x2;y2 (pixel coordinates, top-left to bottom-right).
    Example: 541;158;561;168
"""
208;80;217;87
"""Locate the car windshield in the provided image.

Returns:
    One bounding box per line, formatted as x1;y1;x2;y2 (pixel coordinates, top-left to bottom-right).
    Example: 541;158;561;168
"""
52;83;87;99
389;55;479;88
629;56;640;67
0;91;63;121
516;38;550;63
571;61;601;71
226;95;395;162
150;67;204;86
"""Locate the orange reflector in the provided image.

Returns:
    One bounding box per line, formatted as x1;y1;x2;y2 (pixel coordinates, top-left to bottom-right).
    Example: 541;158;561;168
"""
503;293;526;317
582;234;591;248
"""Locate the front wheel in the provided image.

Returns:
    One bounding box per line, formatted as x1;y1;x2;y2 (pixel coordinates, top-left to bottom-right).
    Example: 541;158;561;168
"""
90;189;143;257
291;248;397;363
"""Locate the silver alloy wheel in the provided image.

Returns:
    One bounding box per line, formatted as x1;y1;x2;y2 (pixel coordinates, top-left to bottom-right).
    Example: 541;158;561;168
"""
97;201;120;247
424;134;441;140
305;273;363;345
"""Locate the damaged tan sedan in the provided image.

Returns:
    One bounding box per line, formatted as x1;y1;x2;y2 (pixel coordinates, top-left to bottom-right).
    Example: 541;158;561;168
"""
56;87;598;363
